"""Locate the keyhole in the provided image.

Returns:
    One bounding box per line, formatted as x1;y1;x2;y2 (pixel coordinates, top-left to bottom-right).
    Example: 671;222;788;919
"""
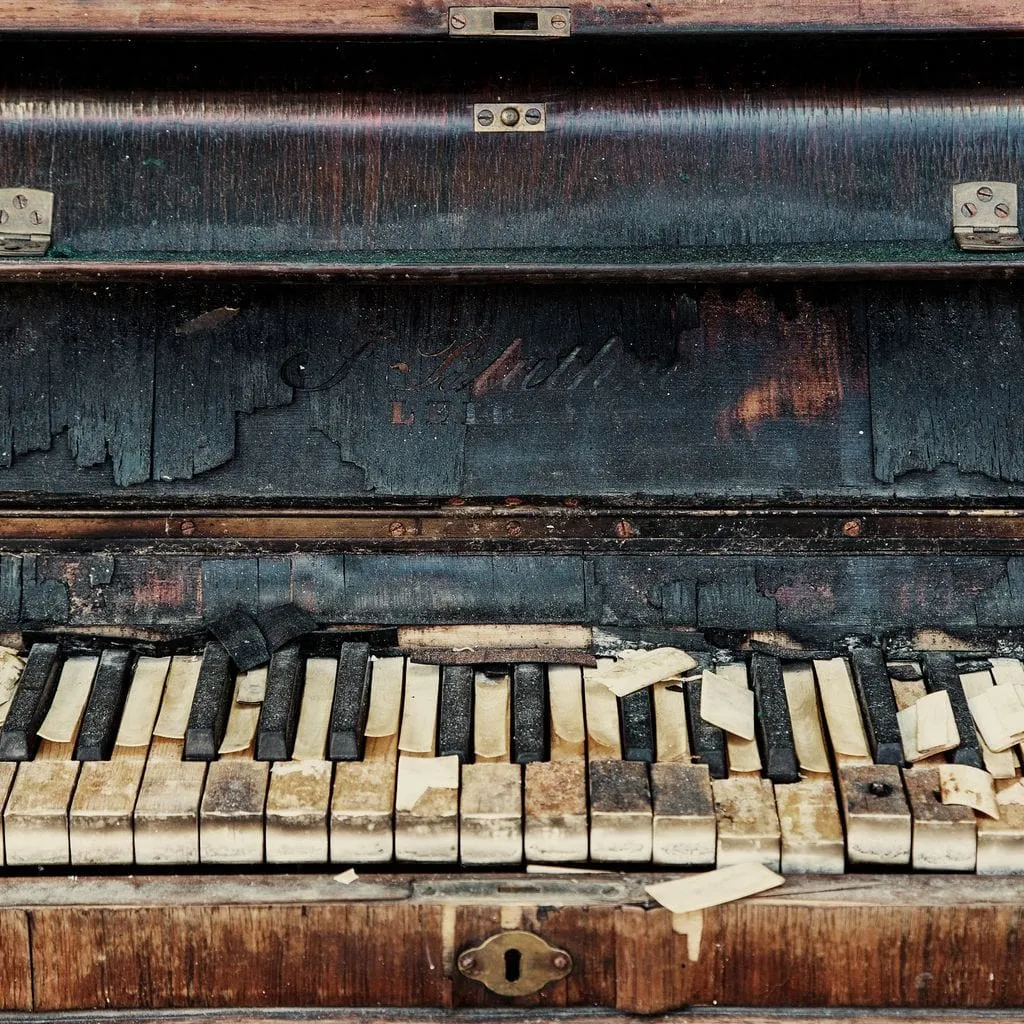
504;948;522;983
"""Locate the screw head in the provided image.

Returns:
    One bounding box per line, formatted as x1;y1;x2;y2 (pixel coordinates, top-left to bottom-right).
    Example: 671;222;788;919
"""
458;953;477;973
13;194;27;210
995;202;1011;219
550;13;567;28
476;108;494;127
551;952;570;971
500;106;521;127
388;521;407;538
180;519;196;536
614;519;635;538
977;185;995;202
961;202;978;217
506;521;524;538
841;518;862;538
525;107;543;125
868;781;893;798
450;12;466;29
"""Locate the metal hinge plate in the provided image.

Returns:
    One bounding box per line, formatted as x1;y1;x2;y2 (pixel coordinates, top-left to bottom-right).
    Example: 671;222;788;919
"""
0;188;53;256
952;181;1024;251
449;7;570;36
474;102;546;132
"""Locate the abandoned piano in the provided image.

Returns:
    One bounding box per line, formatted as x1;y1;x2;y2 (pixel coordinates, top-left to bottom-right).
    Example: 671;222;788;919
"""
0;2;1022;1019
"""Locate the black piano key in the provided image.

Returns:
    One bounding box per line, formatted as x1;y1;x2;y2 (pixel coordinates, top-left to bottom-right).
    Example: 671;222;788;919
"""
208;608;270;671
255;645;304;761
0;643;62;761
922;651;985;770
750;653;801;783
685;677;727;779
328;642;371;761
73;648;132;761
619;687;655;763
850;647;905;765
183;642;236;761
437;664;474;762
256;603;318;653
511;662;547;764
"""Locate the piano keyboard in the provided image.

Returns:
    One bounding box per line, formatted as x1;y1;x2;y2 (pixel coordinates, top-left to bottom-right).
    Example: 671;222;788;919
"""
0;640;1021;872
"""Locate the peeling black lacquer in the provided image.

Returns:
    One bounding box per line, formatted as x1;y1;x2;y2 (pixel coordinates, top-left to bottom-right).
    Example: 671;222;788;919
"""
255;645;304;762
438;665;474;762
73;647;131;761
328;643;372;761
183;641;235;761
0;643;61;760
922;651;986;770
511;663;547;764
257;605;318;653
850;648;905;766
208;609;270;671
750;654;800;784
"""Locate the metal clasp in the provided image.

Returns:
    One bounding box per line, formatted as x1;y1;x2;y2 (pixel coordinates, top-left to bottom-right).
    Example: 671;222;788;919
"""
0;189;53;256
457;930;573;996
449;7;570;36
952;181;1024;251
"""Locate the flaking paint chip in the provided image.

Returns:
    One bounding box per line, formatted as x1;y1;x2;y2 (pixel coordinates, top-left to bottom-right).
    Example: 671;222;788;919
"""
585;647;698;698
334;868;358;884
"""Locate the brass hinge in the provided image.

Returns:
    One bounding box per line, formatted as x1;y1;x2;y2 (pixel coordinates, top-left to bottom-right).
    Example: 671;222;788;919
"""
449;7;570;36
0;188;53;256
952;181;1024;251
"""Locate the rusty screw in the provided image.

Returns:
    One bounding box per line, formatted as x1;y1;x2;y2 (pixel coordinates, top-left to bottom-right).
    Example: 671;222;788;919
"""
551;952;570;971
476;108;494;127
458;953;477;973
180;519;196;536
961;202;978;218
506;521;524;538
995;202;1012;219
500;106;521;127
388;521;407;538
841;518;862;538
550;13;567;28
977;185;995;202
525;107;543;125
449;11;466;29
614;519;635;538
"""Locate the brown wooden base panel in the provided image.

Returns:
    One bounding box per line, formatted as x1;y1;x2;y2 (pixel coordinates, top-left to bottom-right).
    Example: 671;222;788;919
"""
0;874;1023;1013
0;1013;1022;1024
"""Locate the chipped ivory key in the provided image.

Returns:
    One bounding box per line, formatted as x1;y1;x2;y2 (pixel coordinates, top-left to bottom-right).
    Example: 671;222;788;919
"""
914;689;959;756
394;754;460;862
967;684;1024;752
940;763;999;820
782;663;830;774
585;647;697;698
700;669;754;740
813;657;871;761
645;862;784;914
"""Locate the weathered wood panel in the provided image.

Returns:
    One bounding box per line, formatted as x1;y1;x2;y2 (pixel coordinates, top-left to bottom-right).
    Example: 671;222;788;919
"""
8;873;1024;1011
30;903;450;1011
8;553;1024;635
0;0;1021;36
0;910;32;1011
0;38;1021;261
0;282;1023;502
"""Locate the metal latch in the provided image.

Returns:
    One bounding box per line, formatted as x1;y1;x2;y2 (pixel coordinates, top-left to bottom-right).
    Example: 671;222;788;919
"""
449;7;570;36
474;103;546;133
952;181;1024;251
0;189;53;255
457;930;573;996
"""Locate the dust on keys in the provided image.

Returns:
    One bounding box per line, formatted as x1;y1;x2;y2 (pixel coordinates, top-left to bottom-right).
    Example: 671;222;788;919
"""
0;638;1020;872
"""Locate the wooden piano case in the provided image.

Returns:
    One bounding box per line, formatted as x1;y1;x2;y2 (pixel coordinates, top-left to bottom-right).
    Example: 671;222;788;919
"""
2;5;1024;1021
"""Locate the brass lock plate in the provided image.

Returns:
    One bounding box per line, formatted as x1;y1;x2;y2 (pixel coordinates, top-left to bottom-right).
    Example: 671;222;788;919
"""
457;929;573;996
473;103;546;133
449;7;570;37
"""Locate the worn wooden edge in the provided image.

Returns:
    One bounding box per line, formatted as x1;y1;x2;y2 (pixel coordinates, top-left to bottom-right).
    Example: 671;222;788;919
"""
2;509;1024;555
4;258;1024;284
1;1012;1022;1024
1;0;1024;34
0;872;1020;910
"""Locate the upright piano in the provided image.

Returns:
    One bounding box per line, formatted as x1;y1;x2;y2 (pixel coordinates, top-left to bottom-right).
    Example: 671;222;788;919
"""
0;2;1022;1021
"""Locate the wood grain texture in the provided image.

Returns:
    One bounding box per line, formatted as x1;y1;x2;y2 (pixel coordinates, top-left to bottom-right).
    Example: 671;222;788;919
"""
8;873;1024;1012
0;910;31;1010
0;37;1019;263
0;0;1020;34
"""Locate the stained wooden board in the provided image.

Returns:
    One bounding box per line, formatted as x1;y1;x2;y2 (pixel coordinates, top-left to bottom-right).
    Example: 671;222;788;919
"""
1;0;1022;34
